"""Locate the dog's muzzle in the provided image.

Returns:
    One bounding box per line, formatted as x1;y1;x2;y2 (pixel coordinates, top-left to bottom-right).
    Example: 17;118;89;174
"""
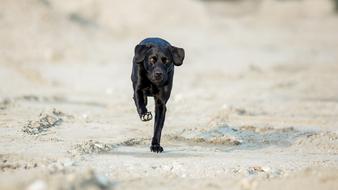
154;71;163;81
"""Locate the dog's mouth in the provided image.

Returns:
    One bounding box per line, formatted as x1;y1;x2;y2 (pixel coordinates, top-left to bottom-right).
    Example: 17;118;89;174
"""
152;78;164;84
154;75;163;81
150;75;167;85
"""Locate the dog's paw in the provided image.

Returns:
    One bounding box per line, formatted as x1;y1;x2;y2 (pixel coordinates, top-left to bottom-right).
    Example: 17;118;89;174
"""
150;144;163;153
140;112;152;122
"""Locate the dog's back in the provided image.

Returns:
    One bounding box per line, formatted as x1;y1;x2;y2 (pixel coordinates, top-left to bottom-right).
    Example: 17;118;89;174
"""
139;37;171;48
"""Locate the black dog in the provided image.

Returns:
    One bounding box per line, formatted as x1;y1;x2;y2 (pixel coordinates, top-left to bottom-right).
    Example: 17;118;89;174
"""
131;38;185;153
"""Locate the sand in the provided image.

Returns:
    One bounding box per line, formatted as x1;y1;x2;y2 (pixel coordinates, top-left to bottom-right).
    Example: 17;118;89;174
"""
1;0;338;189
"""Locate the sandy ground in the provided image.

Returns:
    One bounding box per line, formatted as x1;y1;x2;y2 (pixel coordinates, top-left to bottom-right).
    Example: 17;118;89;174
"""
1;0;338;189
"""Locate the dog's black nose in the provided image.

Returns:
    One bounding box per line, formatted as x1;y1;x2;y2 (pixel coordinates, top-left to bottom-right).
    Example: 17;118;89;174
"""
154;72;163;79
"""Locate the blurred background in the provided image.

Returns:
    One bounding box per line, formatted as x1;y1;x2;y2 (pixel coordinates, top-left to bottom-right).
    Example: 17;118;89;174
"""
1;0;338;95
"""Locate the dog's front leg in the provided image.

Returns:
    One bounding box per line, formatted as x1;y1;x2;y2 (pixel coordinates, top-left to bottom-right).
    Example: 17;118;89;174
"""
150;99;166;153
133;89;152;121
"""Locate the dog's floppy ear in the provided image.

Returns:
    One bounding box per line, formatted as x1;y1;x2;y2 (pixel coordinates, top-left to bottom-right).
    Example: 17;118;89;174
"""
170;46;185;66
134;44;151;63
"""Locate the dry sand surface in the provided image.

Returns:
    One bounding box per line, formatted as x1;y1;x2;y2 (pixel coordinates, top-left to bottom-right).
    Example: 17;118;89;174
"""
1;0;338;189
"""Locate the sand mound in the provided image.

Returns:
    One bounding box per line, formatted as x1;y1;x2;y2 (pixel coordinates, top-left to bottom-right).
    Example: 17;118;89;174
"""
167;125;311;149
166;130;241;146
22;109;70;135
73;140;115;154
118;138;150;146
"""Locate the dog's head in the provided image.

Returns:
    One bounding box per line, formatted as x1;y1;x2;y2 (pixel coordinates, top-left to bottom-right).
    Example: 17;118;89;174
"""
133;44;185;85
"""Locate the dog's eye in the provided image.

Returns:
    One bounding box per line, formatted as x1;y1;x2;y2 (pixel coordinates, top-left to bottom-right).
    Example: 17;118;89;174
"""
149;57;157;64
162;57;169;64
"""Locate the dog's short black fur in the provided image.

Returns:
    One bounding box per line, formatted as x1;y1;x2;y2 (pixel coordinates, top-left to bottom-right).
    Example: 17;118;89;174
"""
131;38;185;153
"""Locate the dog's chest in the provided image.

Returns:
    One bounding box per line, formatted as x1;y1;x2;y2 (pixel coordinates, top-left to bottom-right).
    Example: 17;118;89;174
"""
142;85;159;97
